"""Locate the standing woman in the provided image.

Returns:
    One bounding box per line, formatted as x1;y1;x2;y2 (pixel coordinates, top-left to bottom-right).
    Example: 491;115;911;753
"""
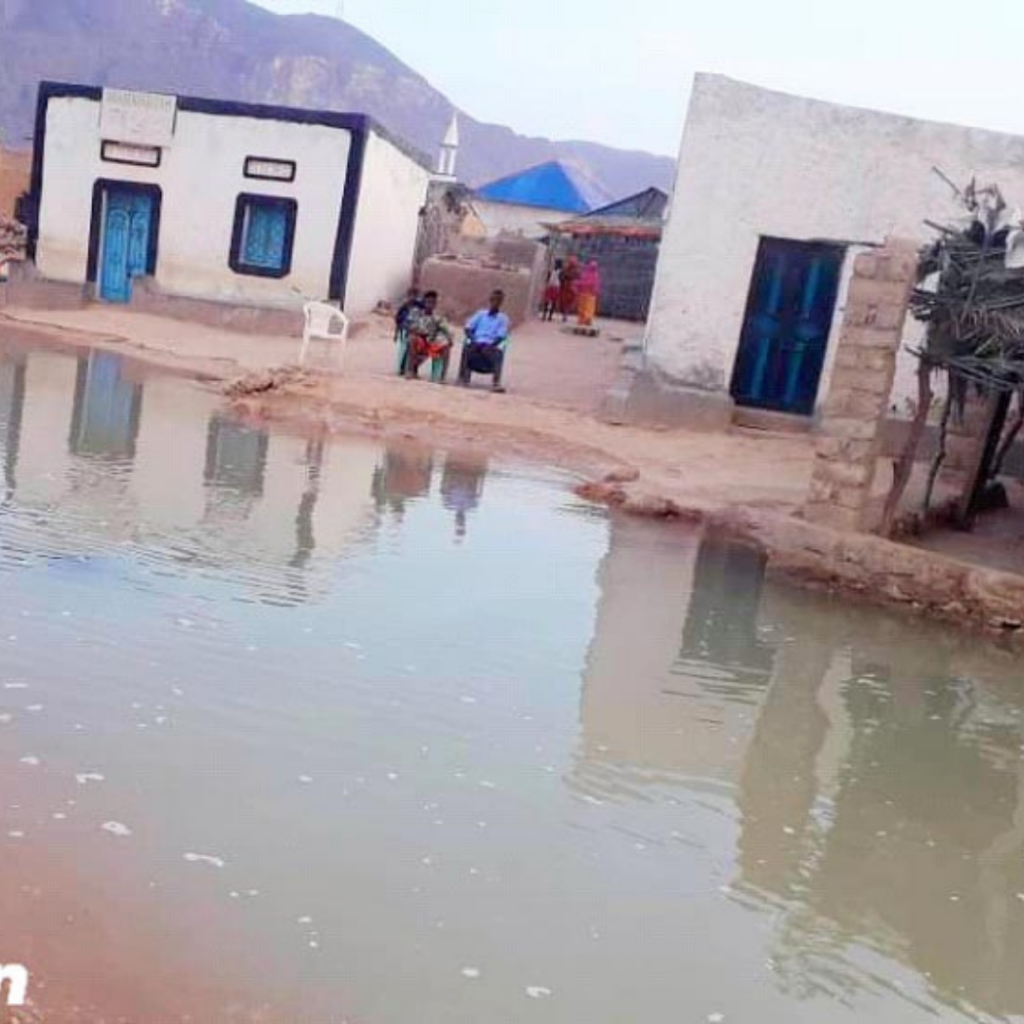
541;259;563;321
577;260;601;329
559;256;580;322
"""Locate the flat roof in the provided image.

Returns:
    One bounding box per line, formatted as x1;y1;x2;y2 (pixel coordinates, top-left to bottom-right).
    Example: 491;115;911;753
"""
36;81;433;171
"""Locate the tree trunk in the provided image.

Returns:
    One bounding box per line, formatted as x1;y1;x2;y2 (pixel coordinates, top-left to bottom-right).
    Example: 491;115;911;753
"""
923;391;953;513
879;358;933;537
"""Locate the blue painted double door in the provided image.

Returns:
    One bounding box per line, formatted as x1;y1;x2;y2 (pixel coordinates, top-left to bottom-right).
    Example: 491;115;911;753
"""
731;239;845;416
99;186;154;303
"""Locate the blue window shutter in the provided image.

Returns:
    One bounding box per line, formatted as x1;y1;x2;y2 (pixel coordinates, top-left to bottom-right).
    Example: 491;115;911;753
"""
243;202;288;270
231;194;296;278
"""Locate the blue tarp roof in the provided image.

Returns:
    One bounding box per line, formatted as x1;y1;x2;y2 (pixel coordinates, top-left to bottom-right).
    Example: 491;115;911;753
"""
475;161;593;213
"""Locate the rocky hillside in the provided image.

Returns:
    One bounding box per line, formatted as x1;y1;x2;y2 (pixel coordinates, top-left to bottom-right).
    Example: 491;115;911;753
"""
0;0;674;204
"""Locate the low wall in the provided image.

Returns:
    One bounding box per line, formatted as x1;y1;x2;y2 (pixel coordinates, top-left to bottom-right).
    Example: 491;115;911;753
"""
418;258;533;329
0;148;30;220
0;263;86;310
714;506;1024;641
130;279;302;337
0;264;303;336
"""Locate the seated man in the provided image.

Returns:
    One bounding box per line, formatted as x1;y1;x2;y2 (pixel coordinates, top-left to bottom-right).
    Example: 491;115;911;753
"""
459;290;510;392
405;290;454;380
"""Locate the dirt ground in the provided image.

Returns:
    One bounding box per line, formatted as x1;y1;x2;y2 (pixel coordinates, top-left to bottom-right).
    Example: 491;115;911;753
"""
0;304;818;516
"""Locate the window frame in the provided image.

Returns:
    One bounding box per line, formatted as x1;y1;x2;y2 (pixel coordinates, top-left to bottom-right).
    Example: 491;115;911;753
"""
228;193;298;279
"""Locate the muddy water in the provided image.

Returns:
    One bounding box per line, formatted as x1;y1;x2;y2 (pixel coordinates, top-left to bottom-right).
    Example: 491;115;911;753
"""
1;341;1024;1023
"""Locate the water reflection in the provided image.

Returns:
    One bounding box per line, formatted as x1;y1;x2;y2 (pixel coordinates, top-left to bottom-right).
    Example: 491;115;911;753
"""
204;415;269;497
69;351;143;461
580;517;1024;1020
745;590;1024;1018
0;354;25;496
0;341;1023;1022
440;453;488;540
372;441;434;521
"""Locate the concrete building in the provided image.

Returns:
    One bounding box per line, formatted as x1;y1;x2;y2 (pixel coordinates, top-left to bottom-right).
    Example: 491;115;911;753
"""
24;82;431;318
636;74;1024;427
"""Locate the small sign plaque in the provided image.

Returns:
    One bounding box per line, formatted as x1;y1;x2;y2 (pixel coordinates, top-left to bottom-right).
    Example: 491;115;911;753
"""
244;157;297;182
101;141;161;167
100;89;177;147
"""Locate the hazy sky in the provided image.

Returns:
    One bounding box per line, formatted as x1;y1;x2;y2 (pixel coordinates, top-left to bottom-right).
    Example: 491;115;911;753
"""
256;0;1024;158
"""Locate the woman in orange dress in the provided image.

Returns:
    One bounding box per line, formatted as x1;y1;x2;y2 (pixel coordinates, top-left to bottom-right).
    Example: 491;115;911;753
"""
576;260;601;328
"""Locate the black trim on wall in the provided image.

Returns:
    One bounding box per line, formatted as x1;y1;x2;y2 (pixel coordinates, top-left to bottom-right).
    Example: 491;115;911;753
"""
329;127;368;304
28;82;427;299
85;179;163;285
243;156;298;183
101;141;162;168
229;193;298;279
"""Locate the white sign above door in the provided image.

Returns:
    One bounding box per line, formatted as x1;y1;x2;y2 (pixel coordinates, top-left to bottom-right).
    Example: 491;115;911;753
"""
100;89;177;147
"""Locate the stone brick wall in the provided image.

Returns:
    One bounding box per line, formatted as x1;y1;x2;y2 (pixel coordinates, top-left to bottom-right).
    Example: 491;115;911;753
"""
805;240;917;531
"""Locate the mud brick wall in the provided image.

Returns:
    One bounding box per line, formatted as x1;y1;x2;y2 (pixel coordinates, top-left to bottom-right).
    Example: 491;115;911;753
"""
805;240;917;531
0;147;30;220
418;258;533;328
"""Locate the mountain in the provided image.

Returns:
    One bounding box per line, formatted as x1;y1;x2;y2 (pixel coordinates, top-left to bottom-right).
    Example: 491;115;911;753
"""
0;0;675;205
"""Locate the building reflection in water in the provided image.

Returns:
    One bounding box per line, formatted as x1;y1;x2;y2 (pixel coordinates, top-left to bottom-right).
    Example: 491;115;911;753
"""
205;415;269;496
290;438;325;571
0;345;383;603
0;355;25;498
742;588;1024;1017
68;351;143;461
577;520;775;799
371;441;435;522
579;518;1024;1019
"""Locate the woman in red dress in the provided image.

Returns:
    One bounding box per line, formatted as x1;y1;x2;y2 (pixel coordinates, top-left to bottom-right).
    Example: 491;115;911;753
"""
558;256;580;323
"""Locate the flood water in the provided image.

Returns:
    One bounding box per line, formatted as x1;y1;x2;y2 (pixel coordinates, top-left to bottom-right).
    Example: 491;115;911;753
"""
1;338;1024;1023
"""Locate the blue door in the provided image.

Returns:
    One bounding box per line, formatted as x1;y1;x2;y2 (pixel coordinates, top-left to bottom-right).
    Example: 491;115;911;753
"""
100;188;153;303
731;239;845;416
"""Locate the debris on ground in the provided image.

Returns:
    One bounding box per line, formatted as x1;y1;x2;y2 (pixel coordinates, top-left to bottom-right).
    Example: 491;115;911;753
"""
0;216;27;262
603;466;641;484
223;366;313;397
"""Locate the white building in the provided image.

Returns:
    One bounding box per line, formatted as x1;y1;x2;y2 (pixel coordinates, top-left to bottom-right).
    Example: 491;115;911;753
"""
637;74;1024;427
25;83;431;317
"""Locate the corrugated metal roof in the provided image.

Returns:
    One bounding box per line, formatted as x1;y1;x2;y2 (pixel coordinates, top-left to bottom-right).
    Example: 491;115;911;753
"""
475;161;592;213
588;187;668;220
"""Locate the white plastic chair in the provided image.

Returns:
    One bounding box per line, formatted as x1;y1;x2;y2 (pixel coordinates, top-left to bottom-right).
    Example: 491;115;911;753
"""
299;301;349;370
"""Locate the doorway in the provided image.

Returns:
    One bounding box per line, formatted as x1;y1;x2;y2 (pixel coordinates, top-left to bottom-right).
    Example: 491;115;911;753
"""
89;181;161;304
731;238;845;416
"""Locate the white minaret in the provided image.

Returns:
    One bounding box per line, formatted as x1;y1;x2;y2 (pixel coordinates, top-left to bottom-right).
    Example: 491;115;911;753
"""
437;113;460;179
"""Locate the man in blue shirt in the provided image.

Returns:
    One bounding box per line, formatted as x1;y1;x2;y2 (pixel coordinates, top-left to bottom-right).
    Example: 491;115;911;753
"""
459;290;511;392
